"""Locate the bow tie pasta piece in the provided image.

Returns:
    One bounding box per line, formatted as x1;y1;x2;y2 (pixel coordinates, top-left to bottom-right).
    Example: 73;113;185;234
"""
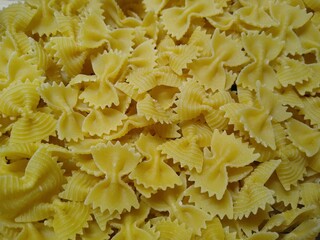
235;0;278;28
129;133;181;191
85;142;141;214
190;29;249;92
79;10;135;53
175;79;213;121
158;120;212;173
0;81;56;143
237;32;284;91
268;2;312;54
39;82;85;141
189;129;259;200
161;0;223;40
48;37;88;77
91;50;127;83
0;146;64;220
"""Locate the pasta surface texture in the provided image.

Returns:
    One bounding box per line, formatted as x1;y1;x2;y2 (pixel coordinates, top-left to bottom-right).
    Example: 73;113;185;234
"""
0;0;320;239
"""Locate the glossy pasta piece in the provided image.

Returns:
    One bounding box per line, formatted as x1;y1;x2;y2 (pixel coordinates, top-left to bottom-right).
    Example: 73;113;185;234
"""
93;208;120;232
137;94;173;124
79;80;119;109
10;111;57;144
185;186;233;219
189;130;259;199
161;0;222;39
151;217;192;240
59;171;100;201
82;108;127;136
286;118;320;157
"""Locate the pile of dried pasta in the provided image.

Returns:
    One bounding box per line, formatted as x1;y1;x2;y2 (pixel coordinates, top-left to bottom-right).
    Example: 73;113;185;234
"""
0;0;320;239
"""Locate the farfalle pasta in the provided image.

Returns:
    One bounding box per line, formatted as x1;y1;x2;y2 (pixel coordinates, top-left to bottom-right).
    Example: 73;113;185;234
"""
1;0;320;239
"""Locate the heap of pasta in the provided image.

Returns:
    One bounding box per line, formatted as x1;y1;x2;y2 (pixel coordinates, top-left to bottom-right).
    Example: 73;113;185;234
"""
0;0;320;239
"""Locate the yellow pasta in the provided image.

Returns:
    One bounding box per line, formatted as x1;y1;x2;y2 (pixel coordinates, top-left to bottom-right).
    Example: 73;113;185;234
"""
1;0;320;239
